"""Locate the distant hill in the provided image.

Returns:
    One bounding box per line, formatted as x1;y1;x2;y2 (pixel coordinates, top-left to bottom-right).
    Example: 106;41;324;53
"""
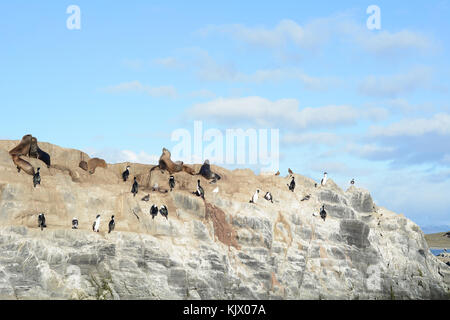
425;232;450;249
421;225;450;234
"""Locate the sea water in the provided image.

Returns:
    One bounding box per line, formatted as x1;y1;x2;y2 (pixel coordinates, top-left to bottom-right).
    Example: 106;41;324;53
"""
430;249;446;256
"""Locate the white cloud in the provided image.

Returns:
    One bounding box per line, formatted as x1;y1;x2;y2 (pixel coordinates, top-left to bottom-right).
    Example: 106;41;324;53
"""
189;89;217;99
356;30;435;56
236;68;340;91
282;132;340;146
199;19;306;49
198;15;436;56
385;98;434;113
153;57;183;69
344;143;396;158
369;113;450;137
188;96;386;129
102;81;178;98
358;67;433;98
119;150;159;164
155;49;339;90
87;148;159;165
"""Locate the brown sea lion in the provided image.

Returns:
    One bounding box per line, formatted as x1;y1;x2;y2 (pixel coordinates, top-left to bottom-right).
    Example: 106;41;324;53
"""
86;158;107;174
79;160;88;171
9;135;33;157
29;137;39;158
150;148;195;175
198;160;221;183
11;155;35;176
9;135;35;175
29;137;51;167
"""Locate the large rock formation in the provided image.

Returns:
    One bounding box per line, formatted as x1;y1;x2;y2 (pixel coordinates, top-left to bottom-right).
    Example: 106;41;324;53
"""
0;140;448;300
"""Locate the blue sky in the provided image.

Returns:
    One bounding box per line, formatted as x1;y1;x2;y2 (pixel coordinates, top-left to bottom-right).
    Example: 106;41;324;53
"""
0;1;449;232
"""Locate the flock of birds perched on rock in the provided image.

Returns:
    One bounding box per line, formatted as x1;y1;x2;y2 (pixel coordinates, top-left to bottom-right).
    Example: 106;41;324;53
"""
8;135;359;233
33;159;357;231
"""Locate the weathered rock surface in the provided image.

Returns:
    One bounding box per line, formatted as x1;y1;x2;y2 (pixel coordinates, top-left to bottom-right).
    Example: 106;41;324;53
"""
0;140;448;300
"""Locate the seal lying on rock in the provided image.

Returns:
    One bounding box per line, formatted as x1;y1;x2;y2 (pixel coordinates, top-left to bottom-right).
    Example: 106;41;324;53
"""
9;135;35;176
28;137;51;168
9;135;51;175
78;158;108;174
150;148;195;175
198;160;221;183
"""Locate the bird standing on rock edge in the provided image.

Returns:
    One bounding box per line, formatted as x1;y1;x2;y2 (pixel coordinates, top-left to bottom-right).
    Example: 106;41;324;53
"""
38;213;46;231
33;167;41;188
169;176;175;192
321;172;328;186
150;205;159;219
92;214;101;232
193;180;204;199
250;190;260;204
72;217;78;229
108;215;115;233
159;205;169;220
320;205;327;221
264;192;273;203
122;166;130;182
131;177;139;197
288;176;295;192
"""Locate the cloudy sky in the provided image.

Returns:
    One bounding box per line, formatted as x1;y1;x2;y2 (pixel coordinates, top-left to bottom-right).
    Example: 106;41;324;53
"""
0;1;449;232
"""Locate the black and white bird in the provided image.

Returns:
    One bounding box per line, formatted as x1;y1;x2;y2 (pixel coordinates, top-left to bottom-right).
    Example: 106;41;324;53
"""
288;176;295;192
150;205;159;219
169;176;175;192
131;177;139;197
320;205;327;221
92;214;101;232
301;194;311;202
321;172;328;186
72;217;78;229
33;167;41;188
264;192;273;203
141;194;150;202
193;179;204;199
122;166;130;182
350;179;355;185
108;215;115;234
159;205;169;220
38;213;46;231
249;190;260;204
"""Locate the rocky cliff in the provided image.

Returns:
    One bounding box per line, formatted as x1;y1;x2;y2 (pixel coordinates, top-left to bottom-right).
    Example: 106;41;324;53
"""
0;140;448;300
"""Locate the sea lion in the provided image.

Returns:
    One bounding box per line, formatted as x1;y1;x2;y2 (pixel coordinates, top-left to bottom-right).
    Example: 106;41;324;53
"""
28;137;51;167
11;155;35;176
150;148;195;175
10;135;51;174
36;147;51;167
9;135;32;157
198;160;221;183
79;161;88;171
9;135;35;175
29;137;39;158
79;158;107;174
